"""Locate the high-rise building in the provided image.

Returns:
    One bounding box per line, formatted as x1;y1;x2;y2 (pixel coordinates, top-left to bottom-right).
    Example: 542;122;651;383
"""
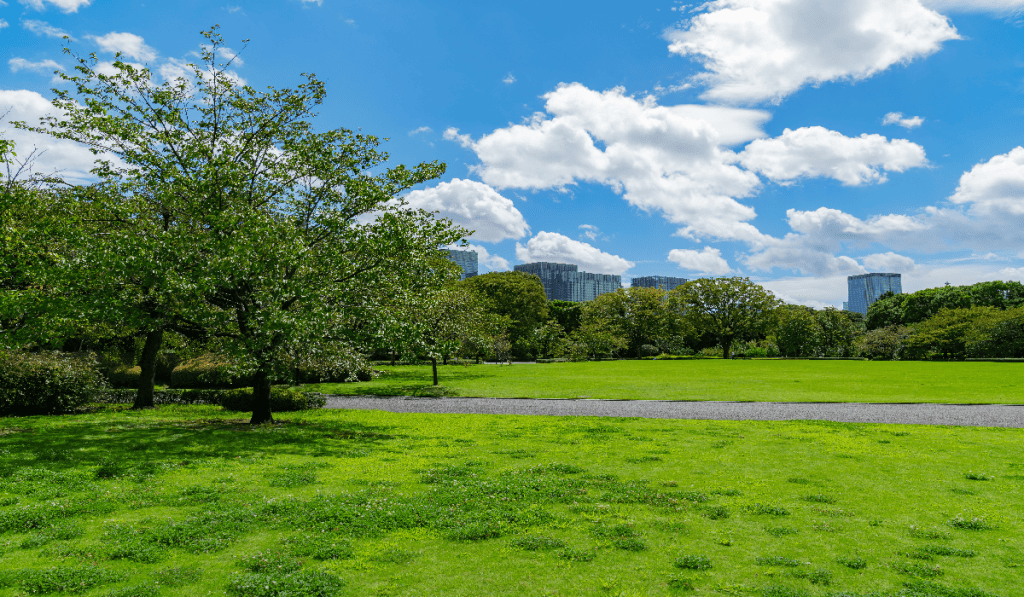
631;275;688;292
445;249;478;280
846;273;902;315
513;262;621;302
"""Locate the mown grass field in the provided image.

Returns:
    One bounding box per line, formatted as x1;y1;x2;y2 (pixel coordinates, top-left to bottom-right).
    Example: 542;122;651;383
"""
307;360;1024;404
0;405;1021;596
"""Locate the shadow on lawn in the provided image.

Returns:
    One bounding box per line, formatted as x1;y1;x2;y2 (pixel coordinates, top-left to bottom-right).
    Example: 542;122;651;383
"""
313;365;494;397
0;414;401;477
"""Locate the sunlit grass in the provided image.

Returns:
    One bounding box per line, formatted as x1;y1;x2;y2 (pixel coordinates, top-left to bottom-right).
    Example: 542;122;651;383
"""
0;405;1022;595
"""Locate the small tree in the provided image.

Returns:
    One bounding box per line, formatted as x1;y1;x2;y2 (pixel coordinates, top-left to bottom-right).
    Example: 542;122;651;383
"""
24;29;463;423
667;278;780;359
587;287;676;357
774;305;819;357
815;307;859;357
462;271;549;359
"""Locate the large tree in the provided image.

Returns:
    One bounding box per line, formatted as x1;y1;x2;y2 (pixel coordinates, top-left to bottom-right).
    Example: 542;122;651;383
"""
586;287;676;357
22;28;463;422
668;278;780;359
461;271;548;359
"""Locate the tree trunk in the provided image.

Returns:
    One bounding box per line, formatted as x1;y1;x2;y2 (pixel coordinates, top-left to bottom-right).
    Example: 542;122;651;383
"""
443;354;448;366
431;357;439;386
390;351;396;366
250;370;274;424
133;329;163;409
722;336;733;360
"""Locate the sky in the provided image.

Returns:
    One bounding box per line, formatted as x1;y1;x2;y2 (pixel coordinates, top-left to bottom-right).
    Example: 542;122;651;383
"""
2;0;1024;308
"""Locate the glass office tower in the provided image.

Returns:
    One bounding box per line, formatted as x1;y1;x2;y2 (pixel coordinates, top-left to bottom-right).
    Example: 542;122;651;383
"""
445;249;478;280
847;273;902;315
631;275;688;292
514;262;621;302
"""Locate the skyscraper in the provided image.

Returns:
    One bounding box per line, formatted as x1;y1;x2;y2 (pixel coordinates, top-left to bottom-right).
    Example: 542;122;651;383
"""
445;249;478;280
631;275;688;292
846;273;902;315
513;262;621;302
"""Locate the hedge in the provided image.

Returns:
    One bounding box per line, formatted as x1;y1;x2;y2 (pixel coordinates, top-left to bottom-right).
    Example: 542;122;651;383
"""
169;354;251;388
0;351;108;416
94;387;326;411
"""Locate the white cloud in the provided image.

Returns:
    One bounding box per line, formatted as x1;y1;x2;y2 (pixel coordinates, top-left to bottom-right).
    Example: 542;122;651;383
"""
87;32;157;62
949;146;1024;216
515;232;634;275
579;224;603;241
456;83;771;244
225;5;242;13
883;112;924;128
0;89;105;184
862;251;917;272
442;127;473;148
19;0;91;13
1000;267;1024;277
408;126;432;136
665;0;960;104
449;243;510;272
667;247;734;275
404;178;529;243
0;19;8;29
922;0;1024;14
503;73;516;85
300;0;323;5
22;19;72;39
737;126;928;186
9;58;63;74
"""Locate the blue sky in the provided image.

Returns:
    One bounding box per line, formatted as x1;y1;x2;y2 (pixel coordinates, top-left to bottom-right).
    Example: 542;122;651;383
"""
3;0;1024;307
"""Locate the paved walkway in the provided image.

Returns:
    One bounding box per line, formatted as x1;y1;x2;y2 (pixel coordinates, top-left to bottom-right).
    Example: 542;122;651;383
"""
323;395;1024;428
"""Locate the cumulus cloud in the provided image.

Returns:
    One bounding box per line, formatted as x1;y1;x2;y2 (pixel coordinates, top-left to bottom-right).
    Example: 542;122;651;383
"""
737;126;927;186
455;83;771;243
667;247;733;275
883;112;924;128
503;73;516;85
665;0;960;104
9;58;63;74
862;252;917;272
0;19;8;29
449;243;510;272
0;89;105;183
22;19;72;39
949;146;1024;216
404;179;529;243
922;0;1024;13
87;32;157;62
515;232;634;275
20;0;91;13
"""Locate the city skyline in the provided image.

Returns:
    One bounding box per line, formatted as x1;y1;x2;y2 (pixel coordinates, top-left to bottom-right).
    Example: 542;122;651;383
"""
2;0;1023;309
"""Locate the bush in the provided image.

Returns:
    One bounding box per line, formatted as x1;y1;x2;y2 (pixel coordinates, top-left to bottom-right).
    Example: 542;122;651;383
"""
638;344;660;358
219;387;326;412
858;326;912;360
0;351;108;416
170;354;251;388
107;366;142;389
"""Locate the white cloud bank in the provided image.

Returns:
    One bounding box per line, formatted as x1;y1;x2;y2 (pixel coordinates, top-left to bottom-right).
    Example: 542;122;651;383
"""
665;0;960;104
22;19;72;39
87;32;157;62
949;146;1024;215
668;247;733;275
404;178;529;243
20;0;91;13
9;58;63;75
921;0;1024;13
738;126;927;186
515;232;634;275
883;112;925;128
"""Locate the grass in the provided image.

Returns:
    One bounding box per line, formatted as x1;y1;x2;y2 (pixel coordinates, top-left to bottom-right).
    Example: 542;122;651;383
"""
306;360;1024;404
0;405;1022;596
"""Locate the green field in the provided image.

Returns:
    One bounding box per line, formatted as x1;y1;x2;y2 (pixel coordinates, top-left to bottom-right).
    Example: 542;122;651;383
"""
308;360;1024;404
1;406;1021;596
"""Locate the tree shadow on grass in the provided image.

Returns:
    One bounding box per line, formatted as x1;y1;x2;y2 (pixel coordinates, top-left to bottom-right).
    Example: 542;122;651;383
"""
310;365;495;396
0;414;402;477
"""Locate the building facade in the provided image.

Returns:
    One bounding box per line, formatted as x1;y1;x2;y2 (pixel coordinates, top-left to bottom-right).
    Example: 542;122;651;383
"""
631;275;688;292
445;249;478;280
846;273;902;315
513;262;622;302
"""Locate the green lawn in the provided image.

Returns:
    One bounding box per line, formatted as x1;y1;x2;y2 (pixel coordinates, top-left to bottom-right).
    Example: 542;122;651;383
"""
307;360;1024;404
1;406;1022;596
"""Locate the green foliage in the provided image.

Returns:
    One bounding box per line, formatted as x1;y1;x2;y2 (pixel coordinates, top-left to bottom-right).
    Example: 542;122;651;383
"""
219;387;326;413
857;325;912;360
755;555;800;566
774;306;819;357
965;306;1024;358
548;300;583;335
815;307;858;357
0;350;107;415
867;281;1024;329
507;535;567;551
585;287;677;357
674;554;712;570
462;271;549;359
668;278;781;359
170;354;251;389
905;307;1004;360
226;570;345;597
19;566;123;594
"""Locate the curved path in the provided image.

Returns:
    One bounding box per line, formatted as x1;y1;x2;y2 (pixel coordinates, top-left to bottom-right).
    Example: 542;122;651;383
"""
323;395;1024;428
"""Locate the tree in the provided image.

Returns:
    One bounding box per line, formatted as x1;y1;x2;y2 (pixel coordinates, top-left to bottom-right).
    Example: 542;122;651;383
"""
667;278;781;359
857;325;912;360
461;271;548;359
904;306;1004;360
548;300;583;335
586;287;675;357
966;306;1024;358
412;285;497;385
23;28;463;423
773;305;819;357
866;291;904;330
815;307;859;357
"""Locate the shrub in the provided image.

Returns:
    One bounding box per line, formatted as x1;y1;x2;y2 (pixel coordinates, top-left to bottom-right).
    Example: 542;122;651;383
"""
107;366;142;389
219;387;326;412
638;344;660;358
0;351;108;416
857;326;912;361
170;354;251;388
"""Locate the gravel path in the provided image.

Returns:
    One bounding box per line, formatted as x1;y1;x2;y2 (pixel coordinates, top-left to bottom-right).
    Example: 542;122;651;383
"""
322;395;1024;428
